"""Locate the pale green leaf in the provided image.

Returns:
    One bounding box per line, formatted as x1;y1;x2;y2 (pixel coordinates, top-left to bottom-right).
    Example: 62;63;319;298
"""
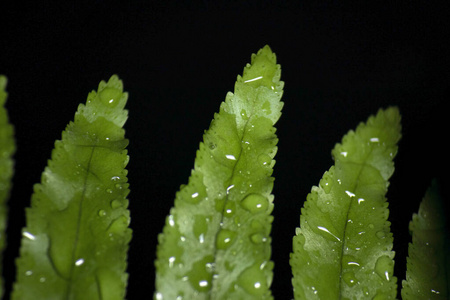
0;75;15;298
290;107;401;299
12;75;131;300
154;45;284;299
401;179;449;299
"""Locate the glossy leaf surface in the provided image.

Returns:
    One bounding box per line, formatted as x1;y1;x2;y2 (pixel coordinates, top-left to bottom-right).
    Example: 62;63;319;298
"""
402;180;449;299
290;107;401;299
154;45;284;299
12;75;131;300
0;75;15;298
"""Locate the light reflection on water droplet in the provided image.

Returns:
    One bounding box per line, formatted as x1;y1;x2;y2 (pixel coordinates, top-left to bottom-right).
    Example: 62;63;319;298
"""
168;256;176;268
75;258;84;266
23;231;36;240
225;154;236;160
345;190;356;197
374;255;393;281
226;185;235;194
111;176;121;181
317;226;341;242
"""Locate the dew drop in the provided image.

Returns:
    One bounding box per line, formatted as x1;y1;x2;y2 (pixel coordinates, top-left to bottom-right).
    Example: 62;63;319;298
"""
319;171;333;194
236;263;268;296
111;199;122;209
240;109;249;120
257;154;271;167
374;256;394;281
250;233;267;244
98;209;107;217
25;270;33;276
342;271;357;287
106;188;113;194
250;219;264;231
193;215;208;242
363;286;369;296
241;194;269;214
99;87;122;108
186;255;214;292
376;231;386;239
111;176;121;182
216;229;237;249
224;201;236;217
107;215;129;235
261;101;272;115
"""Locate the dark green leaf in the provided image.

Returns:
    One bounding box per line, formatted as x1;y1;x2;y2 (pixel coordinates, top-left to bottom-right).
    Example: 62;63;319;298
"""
402;179;449;299
290;107;401;299
154;45;284;299
0;75;15;298
12;75;131;300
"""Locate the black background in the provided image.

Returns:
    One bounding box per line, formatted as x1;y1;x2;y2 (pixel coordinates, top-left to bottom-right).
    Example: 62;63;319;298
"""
1;2;449;299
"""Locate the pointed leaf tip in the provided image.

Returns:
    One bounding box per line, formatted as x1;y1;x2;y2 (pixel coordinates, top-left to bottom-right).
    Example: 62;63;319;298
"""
291;107;401;299
155;46;284;299
12;76;131;300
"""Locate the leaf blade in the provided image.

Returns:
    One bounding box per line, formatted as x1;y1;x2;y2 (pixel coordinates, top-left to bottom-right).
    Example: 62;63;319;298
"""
12;75;131;300
154;45;284;299
290;107;401;299
401;179;450;299
0;75;15;298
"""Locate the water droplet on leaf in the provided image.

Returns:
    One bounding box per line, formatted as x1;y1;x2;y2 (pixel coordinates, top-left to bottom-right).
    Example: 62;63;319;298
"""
257;154;271;167
107;215;129;235
374;255;393;281
241;194;269;213
250;233;267;244
342;271;358;287
216;229;237;249
186;255;214;292
193;215;208;242
224;201;236;217
99;87;122;108
111;199;122;209
236;263;268;296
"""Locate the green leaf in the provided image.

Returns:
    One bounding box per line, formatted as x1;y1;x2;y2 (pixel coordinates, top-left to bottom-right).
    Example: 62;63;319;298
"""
401;179;449;299
290;107;401;299
0;75;15;298
12;75;131;300
154;45;284;299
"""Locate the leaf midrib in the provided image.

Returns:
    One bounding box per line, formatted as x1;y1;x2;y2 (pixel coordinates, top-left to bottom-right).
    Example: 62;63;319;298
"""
64;145;96;299
337;148;373;300
209;94;261;299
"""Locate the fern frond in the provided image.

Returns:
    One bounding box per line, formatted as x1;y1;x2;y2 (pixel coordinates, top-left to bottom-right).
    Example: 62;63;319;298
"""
290;107;401;299
0;75;15;298
401;179;449;299
154;45;284;299
12;75;131;300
